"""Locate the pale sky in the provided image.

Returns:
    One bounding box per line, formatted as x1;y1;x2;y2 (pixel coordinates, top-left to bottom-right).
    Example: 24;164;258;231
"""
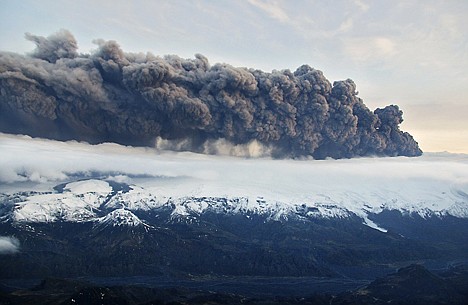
0;0;467;153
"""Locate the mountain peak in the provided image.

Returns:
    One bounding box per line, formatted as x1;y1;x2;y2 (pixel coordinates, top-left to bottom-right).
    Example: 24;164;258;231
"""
97;208;147;227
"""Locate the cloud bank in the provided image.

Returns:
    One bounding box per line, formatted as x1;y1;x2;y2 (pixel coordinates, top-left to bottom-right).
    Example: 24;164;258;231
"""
0;30;421;159
0;236;20;254
0;133;466;219
0;132;465;185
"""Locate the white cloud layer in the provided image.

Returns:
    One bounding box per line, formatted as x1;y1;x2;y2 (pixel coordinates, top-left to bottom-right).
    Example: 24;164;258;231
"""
1;133;467;219
0;236;20;254
1;133;467;184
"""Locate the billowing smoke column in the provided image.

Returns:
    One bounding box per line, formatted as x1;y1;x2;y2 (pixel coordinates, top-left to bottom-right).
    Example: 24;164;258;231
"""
0;30;422;159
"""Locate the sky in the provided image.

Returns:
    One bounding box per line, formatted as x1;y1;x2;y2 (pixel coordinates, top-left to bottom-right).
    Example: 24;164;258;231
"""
0;0;467;153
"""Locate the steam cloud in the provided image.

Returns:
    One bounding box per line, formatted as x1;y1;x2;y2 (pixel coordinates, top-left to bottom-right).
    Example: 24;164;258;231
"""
0;236;20;254
0;29;421;159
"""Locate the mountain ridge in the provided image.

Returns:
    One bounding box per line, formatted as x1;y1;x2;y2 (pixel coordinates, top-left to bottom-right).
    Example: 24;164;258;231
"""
1;134;467;295
2;178;467;231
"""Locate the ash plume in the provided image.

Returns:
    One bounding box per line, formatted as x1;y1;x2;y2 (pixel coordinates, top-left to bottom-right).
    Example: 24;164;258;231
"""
0;30;422;159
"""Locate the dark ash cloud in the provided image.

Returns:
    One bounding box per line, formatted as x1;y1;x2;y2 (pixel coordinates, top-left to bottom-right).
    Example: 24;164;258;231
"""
0;30;422;159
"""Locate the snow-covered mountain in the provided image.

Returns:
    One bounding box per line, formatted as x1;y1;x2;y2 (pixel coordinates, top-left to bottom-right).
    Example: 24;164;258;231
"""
96;208;151;228
1;134;468;282
1;133;467;232
1;174;467;234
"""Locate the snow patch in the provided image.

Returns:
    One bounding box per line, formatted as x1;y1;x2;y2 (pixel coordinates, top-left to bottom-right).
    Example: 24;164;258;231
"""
362;217;388;233
64;180;112;195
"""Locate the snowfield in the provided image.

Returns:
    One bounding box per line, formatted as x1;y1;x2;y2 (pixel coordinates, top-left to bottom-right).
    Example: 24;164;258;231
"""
1;133;467;230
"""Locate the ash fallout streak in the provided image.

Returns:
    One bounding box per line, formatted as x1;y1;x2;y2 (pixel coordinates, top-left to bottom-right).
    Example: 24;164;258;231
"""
0;30;421;159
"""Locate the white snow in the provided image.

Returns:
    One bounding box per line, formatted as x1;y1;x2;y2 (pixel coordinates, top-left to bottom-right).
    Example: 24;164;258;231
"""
64;180;112;195
362;217;388;233
1;133;468;228
97;208;147;227
12;180;112;223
